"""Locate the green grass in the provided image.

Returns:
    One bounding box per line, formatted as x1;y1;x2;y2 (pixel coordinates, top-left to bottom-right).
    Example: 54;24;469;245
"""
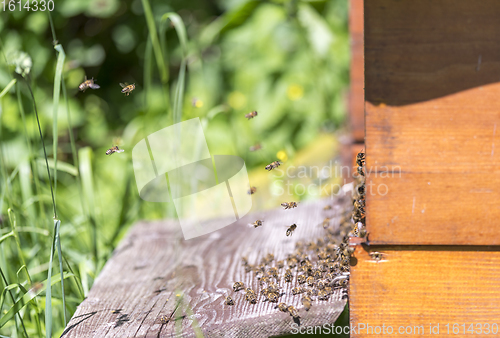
0;1;348;336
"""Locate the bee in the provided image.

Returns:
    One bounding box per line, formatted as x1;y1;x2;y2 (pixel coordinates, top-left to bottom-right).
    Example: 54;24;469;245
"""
266;253;275;262
241;256;248;266
120;82;136;96
265;161;281;171
306;276;315;287
78;76;100;92
249;143;262;152
233;282;244;292
360;228;368;238
302;296;312;311
267;267;278;279
292;286;305;295
370;252;384;261
159;315;170;324
106;146;125;156
278;303;288;312
267;282;280;293
245;288;257;304
225;296;235;305
306;287;319;297
276;260;284;269
287;258;298;268
313;269;322;279
281;202;298;210
323;205;332;211
339;278;349;287
286;224;297;237
287;306;300;319
284;269;293;282
259;276;270;286
245;111;258;119
251;220;263;228
244;264;253;273
321;217;331;229
356;149;365;167
316;280;326;290
248;186;257;195
329;262;340;273
265;291;279;303
317;251;329;261
297;274;306;284
357;166;365;176
318;290;329;300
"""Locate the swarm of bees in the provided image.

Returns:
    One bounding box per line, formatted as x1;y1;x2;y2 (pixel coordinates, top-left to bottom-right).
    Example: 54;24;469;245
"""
106;146;124;156
265;161;281;171
248;186;257;195
245;111;258;120
281;202;298;210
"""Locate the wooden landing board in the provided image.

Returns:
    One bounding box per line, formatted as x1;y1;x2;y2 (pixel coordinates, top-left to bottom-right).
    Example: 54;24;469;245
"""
364;0;500;245
349;244;500;338
62;197;350;338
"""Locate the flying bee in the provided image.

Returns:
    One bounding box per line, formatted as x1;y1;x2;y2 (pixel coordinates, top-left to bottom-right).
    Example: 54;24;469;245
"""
284;269;293;282
251;220;263;228
302;296;312;311
277;303;288;312
249;143;262;152
79;76;100;92
248;186;257;195
281;202;298;210
225;296;234;305
286;224;297;237
321;218;331;229
106;146;124;156
323;205;332;211
265;161;281;171
233;282;244;292
287;306;299;319
120;82;136;96
245;111;258;119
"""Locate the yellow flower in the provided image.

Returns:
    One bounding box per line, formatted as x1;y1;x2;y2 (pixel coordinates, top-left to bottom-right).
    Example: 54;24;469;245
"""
277;150;288;162
228;91;247;109
287;84;304;101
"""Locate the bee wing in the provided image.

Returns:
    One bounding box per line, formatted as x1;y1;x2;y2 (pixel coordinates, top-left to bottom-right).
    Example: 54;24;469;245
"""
90;84;100;89
116;149;125;153
119;83;127;88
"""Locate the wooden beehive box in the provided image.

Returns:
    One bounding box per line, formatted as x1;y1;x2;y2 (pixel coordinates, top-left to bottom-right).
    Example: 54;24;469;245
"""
349;1;500;337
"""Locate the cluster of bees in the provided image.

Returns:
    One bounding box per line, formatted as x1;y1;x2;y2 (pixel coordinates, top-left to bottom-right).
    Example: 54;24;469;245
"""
78;76;136;156
222;150;370;321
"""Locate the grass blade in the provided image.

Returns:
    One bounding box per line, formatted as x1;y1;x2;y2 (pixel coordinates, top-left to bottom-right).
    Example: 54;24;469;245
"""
55;220;67;325
45;219;59;338
141;0;168;83
51;44;66;204
0;79;16;98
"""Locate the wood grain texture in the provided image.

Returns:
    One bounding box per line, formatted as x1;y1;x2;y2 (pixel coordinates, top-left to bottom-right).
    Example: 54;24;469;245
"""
365;0;500;106
364;0;500;244
348;0;364;142
349;244;500;337
62;197;351;338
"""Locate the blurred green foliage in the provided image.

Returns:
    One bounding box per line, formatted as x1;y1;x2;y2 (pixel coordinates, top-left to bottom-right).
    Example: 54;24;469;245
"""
0;0;348;336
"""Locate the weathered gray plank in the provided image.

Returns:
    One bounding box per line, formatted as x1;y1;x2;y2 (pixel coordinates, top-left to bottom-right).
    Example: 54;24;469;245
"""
62;195;350;338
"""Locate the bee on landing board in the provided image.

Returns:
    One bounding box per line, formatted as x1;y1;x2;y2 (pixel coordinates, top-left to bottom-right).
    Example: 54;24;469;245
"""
281;202;298;210
245;111;258;120
265;161;281;171
120;83;136;96
79;77;100;92
277;303;288;312
225;296;234;305
106;146;124;156
286;224;297;237
248;186;257;195
251;220;263;228
302;295;312;311
287;305;300;319
233;282;244;291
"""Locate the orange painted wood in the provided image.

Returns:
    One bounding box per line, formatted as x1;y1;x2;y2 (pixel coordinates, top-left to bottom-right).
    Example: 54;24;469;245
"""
349;0;364;142
364;0;500;245
349;245;500;338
